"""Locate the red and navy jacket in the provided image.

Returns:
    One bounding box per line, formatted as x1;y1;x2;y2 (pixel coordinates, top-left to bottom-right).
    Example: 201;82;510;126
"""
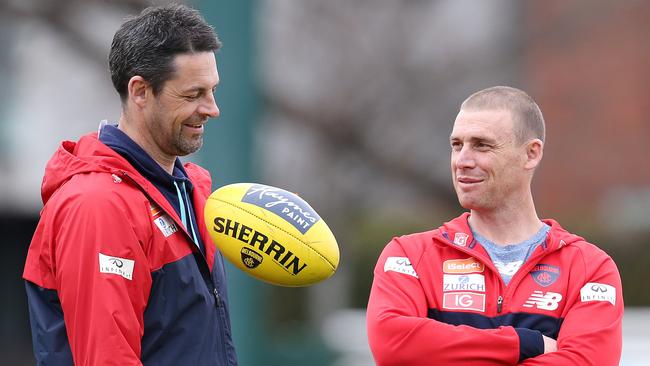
367;213;623;365
23;132;238;365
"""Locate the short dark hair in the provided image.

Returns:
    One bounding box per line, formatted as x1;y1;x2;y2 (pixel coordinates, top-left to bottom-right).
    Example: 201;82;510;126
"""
109;4;221;102
460;86;546;143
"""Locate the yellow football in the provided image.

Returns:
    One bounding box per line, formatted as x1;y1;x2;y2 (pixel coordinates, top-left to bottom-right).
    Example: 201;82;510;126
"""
204;183;339;287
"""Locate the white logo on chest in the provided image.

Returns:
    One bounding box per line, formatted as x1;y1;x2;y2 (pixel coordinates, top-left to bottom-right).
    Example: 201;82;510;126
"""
523;291;563;311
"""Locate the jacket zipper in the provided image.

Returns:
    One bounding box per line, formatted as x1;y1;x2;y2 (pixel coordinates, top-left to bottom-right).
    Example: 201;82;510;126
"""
441;229;564;317
491;238;557;314
117;169;230;364
213;288;223;307
118;170;223;309
497;244;555;312
441;232;506;314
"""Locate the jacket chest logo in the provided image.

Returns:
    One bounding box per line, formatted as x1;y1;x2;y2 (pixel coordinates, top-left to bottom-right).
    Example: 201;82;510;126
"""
443;258;484;274
453;232;469;246
530;263;560;287
442;292;486;312
150;203;179;237
443;274;485;292
442;257;486;312
523;291;563;311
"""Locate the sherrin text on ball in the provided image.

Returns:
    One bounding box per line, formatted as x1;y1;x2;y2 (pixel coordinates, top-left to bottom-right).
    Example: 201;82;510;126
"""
204;183;340;286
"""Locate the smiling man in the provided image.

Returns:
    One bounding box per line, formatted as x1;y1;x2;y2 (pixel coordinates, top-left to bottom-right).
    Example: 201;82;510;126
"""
23;4;238;365
367;86;623;365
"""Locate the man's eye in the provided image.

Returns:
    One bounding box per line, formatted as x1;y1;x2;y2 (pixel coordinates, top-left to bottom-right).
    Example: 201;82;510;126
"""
451;142;462;151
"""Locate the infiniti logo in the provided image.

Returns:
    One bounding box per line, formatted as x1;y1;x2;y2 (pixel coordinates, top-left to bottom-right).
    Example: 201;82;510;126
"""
580;282;616;306
109;258;124;268
99;253;135;281
591;284;608;292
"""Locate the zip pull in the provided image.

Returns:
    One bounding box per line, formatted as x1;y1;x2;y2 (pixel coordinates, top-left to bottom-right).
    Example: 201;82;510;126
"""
213;288;222;308
497;295;503;313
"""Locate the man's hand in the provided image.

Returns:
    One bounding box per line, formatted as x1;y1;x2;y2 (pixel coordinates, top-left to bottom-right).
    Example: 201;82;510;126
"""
542;335;557;354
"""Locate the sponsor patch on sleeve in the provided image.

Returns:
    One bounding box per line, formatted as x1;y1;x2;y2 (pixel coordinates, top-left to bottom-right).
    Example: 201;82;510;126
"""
384;257;418;278
99;253;135;280
580;282;616;305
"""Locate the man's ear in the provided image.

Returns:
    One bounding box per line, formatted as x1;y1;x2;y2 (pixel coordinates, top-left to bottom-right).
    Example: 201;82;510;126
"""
127;76;150;108
524;138;544;170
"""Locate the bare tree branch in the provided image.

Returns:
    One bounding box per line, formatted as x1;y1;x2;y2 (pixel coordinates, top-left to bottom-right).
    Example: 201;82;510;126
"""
0;0;170;66
264;91;459;209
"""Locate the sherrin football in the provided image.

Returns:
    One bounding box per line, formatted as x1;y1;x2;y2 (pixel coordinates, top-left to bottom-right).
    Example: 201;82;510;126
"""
204;183;339;287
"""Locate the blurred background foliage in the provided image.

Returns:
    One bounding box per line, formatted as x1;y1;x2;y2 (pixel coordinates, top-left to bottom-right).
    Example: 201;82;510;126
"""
0;0;648;365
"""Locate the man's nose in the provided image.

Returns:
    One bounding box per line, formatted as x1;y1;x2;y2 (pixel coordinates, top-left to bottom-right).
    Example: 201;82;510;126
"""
454;146;475;169
200;93;220;118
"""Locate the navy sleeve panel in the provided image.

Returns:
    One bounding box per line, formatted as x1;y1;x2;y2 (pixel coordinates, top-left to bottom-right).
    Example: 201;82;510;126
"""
515;328;544;361
428;308;560;361
25;281;73;366
428;308;563;338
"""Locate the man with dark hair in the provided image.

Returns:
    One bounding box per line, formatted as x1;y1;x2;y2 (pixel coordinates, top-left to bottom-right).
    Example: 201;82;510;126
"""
23;4;238;365
367;86;623;365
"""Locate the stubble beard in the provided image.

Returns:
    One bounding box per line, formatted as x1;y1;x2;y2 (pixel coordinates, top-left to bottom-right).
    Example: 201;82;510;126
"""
150;112;204;157
175;131;203;156
176;114;206;156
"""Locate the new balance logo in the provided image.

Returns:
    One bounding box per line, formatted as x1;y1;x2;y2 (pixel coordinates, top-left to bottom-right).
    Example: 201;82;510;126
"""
523;291;563;311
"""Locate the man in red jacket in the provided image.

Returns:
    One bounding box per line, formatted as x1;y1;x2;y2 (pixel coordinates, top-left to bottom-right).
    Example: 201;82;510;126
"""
23;4;238;365
366;86;623;365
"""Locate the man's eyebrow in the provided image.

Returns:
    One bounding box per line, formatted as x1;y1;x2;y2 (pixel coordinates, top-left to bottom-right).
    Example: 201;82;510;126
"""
183;84;218;93
449;135;497;143
469;136;496;143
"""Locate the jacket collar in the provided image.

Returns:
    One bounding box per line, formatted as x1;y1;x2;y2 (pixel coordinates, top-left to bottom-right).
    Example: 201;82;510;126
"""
439;212;584;253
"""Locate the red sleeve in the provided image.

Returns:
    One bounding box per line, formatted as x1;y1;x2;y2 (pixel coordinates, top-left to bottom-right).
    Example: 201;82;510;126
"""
366;239;521;366
54;191;152;365
519;247;623;365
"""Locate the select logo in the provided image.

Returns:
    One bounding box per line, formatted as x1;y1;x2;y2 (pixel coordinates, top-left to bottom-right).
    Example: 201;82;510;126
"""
443;292;485;312
443;258;485;274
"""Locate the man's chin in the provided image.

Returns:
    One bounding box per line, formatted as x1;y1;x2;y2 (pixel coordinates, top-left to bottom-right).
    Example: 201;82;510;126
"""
176;139;203;156
457;196;480;210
